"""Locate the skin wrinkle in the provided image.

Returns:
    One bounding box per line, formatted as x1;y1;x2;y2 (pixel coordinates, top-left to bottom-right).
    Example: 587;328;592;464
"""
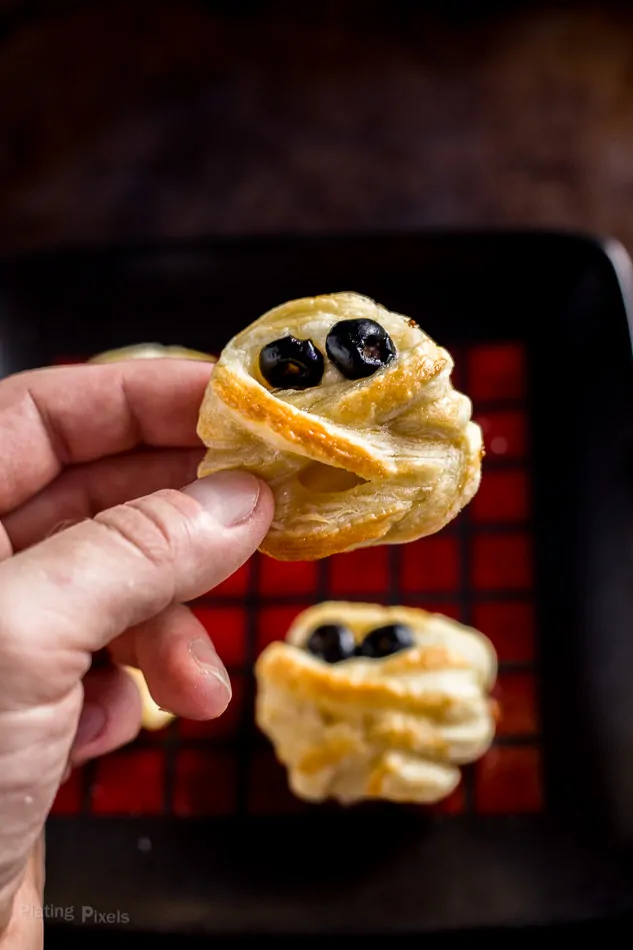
25;386;73;470
0;681;84;728
0;696;76;875
0;860;30;931
0;526;12;562
44;519;86;538
0;383;78;512
46;521;170;644
16;493;203;651
117;371;144;450
0;360;213;516
2;489;269;690
0;623;89;711
0;724;71;784
1;535;157;708
0;753;64;826
3;447;203;553
97;499;181;574
0;487;256;690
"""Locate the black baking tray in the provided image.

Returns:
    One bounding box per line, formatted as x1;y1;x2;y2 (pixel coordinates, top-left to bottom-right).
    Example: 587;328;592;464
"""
1;231;633;936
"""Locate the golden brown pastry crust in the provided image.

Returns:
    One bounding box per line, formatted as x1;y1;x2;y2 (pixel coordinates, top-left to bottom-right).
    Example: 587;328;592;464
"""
255;602;498;805
196;292;482;560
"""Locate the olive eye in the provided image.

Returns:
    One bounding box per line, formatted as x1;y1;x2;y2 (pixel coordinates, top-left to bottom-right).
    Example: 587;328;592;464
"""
356;623;414;659
259;336;325;390
325;318;396;380
305;623;356;664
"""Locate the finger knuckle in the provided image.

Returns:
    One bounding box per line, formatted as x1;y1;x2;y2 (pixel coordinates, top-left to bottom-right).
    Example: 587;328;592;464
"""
95;493;183;570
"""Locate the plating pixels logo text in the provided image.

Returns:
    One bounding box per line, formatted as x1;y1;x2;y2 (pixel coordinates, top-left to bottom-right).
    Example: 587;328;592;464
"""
21;904;130;924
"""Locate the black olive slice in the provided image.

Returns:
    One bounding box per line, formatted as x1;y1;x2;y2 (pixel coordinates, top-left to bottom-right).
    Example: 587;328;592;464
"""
356;623;414;659
259;336;325;389
305;623;356;664
325;318;396;380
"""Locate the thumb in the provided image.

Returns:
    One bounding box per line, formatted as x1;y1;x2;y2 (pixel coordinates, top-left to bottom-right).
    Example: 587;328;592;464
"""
0;470;273;930
0;471;272;928
0;470;273;708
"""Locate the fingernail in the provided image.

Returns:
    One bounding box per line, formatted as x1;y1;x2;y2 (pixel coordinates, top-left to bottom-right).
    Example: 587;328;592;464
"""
183;471;260;527
188;637;232;699
73;702;106;749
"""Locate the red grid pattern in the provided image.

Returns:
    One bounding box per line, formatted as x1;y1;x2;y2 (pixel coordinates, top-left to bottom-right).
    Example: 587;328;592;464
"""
49;342;543;819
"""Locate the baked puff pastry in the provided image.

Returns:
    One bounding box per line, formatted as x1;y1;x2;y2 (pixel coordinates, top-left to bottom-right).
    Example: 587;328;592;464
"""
124;665;175;732
197;292;482;560
255;602;498;805
89;343;216;363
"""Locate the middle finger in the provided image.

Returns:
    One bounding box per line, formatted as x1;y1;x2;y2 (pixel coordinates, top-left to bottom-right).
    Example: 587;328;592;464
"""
110;603;232;721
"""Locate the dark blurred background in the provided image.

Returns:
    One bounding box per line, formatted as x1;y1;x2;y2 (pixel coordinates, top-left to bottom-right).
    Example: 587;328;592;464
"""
2;0;633;255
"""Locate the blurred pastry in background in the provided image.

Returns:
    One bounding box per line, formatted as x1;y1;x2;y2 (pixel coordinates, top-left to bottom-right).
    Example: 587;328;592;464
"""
197;292;482;560
89;343;216;363
255;601;498;806
124;665;175;732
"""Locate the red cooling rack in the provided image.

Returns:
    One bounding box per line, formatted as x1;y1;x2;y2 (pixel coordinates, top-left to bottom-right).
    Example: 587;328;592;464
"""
50;341;541;820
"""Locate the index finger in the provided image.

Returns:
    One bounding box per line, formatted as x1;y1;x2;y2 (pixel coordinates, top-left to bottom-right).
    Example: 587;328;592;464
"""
0;360;213;514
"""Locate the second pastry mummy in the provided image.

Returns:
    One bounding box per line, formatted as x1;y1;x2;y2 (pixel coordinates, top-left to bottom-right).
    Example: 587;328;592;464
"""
197;292;483;560
255;602;498;806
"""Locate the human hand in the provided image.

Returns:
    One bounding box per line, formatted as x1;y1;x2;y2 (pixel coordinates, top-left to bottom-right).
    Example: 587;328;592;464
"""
0;359;273;947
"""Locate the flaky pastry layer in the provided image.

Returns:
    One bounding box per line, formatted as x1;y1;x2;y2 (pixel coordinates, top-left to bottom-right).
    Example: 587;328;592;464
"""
197;292;482;560
255;602;498;805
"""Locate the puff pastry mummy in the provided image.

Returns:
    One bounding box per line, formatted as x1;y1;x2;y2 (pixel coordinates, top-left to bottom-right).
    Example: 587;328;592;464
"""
255;602;498;805
197;292;482;560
